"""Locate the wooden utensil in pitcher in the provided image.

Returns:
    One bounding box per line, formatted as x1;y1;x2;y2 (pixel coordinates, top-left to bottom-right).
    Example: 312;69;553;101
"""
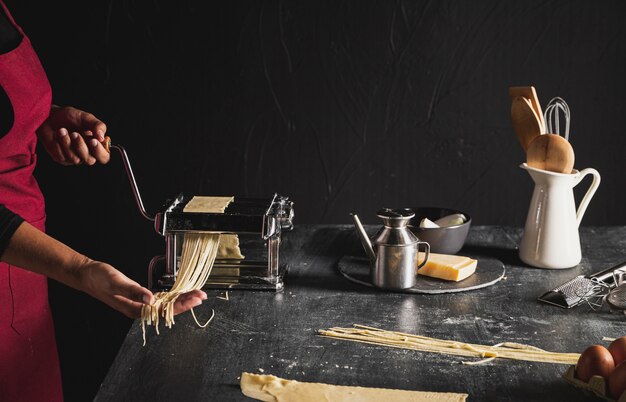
511;96;543;151
526;133;575;174
509;86;546;133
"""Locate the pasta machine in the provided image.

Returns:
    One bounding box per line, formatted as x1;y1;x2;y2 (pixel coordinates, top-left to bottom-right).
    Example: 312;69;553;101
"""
104;138;294;291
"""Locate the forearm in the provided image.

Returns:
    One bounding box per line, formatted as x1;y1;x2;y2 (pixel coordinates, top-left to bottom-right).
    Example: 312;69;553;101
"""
2;217;204;319
1;221;90;291
0;205;23;255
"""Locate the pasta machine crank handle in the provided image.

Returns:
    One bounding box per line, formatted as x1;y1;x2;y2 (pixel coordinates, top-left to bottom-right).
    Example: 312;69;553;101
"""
102;136;155;222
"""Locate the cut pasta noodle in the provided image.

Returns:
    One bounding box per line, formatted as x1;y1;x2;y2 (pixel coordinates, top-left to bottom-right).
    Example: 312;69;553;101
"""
141;233;221;345
191;308;215;328
318;324;580;365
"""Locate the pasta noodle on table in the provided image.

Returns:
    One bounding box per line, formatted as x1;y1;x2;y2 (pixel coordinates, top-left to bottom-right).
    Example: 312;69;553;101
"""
318;325;580;365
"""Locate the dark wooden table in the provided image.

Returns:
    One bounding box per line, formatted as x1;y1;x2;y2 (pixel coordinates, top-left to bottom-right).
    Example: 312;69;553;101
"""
95;225;626;401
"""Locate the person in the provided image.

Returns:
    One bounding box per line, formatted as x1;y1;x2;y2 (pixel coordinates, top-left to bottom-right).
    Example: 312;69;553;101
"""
0;2;207;401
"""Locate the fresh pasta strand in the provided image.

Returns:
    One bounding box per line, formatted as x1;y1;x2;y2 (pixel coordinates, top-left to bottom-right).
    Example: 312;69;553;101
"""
141;233;221;345
191;308;215;328
318;324;580;365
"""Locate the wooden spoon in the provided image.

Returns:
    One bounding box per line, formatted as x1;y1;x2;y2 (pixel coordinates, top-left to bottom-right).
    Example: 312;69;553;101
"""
509;86;545;133
511;96;543;151
526;133;575;173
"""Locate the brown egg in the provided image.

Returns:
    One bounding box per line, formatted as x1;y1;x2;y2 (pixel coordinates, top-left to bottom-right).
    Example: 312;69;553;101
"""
576;345;615;382
608;361;626;399
609;337;626;366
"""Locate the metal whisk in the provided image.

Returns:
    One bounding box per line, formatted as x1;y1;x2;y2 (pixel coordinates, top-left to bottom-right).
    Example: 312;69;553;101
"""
543;97;571;140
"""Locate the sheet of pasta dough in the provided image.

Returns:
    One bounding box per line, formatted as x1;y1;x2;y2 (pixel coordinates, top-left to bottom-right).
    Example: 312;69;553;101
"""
240;373;468;402
183;196;234;213
217;234;244;259
182;197;244;259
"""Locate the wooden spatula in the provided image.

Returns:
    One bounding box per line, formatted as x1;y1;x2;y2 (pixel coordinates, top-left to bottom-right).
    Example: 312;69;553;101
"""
526;133;575;174
509;86;546;133
511;96;543;151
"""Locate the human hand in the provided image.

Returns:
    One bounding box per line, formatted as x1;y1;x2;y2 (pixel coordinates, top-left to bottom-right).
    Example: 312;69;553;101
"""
77;260;208;319
1;221;208;319
37;105;111;166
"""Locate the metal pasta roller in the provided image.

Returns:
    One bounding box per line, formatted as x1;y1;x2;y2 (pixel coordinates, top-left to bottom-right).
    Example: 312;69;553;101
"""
103;137;294;291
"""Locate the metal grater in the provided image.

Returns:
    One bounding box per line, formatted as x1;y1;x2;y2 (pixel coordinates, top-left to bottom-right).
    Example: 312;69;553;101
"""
538;261;626;308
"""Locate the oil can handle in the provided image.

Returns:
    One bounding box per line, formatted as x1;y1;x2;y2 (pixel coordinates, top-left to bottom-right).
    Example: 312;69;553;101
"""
415;241;430;270
102;136;154;221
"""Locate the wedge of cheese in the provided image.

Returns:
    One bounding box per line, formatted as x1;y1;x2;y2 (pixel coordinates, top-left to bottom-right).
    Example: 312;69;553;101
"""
417;253;477;282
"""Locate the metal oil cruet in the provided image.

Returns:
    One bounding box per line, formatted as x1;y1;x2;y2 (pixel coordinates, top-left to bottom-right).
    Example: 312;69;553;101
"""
351;208;430;290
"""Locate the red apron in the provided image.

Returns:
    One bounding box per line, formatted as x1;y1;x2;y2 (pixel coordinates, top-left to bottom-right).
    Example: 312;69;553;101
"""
0;2;63;401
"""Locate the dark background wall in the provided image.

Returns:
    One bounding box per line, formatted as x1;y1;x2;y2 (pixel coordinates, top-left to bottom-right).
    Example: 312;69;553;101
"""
5;0;626;400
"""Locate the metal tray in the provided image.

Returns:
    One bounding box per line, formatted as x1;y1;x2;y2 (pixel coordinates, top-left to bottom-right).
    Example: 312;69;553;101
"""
337;255;505;294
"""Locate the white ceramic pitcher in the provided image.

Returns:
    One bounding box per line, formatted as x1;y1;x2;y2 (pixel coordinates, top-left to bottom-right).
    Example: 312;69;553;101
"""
519;163;601;269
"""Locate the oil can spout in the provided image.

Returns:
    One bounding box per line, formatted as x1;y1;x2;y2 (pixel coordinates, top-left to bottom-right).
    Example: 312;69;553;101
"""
350;213;376;263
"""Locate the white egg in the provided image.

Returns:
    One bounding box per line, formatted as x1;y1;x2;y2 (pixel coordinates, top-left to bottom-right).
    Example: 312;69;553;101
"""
435;213;467;227
419;218;440;228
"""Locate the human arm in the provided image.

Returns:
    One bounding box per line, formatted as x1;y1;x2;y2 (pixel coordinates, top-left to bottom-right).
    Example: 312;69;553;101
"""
0;205;23;256
0;219;207;318
36;105;111;166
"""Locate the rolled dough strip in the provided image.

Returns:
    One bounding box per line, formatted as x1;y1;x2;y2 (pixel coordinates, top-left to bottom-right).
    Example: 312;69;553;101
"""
240;373;468;402
318;325;579;365
183;196;234;213
182;197;245;259
217;233;245;259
